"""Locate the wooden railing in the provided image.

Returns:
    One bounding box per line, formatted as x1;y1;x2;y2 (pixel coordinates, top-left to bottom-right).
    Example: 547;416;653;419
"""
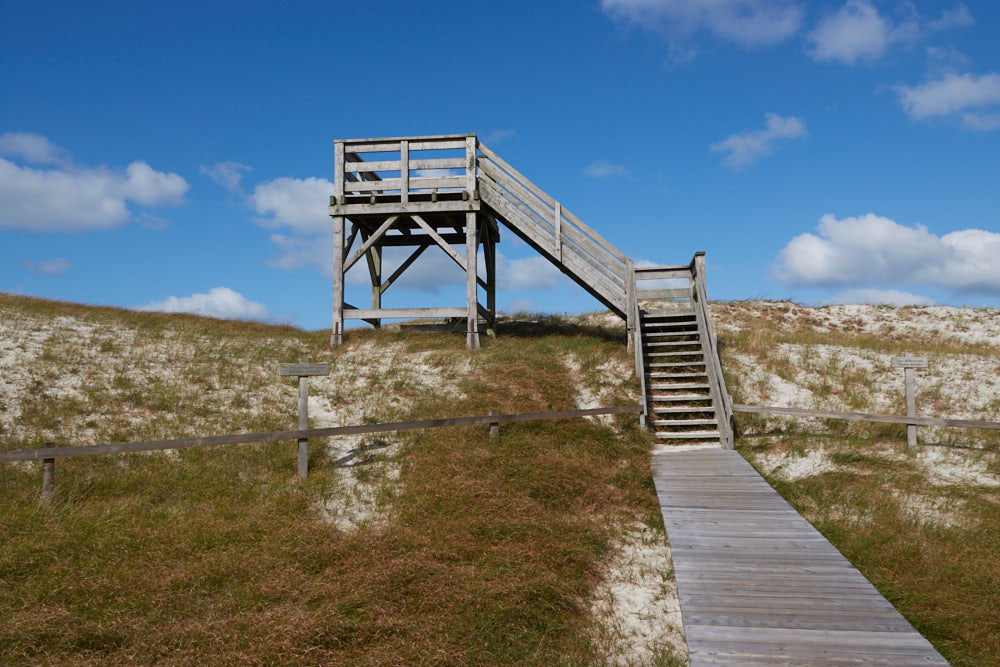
332;134;477;204
691;252;734;449
476;141;630;316
2;405;643;502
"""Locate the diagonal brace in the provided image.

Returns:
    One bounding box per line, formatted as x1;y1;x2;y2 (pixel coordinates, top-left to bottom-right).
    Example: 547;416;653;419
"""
411;214;466;272
344;215;398;273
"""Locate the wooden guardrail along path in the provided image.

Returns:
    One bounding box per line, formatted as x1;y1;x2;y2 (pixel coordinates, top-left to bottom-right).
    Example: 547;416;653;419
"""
653;448;947;666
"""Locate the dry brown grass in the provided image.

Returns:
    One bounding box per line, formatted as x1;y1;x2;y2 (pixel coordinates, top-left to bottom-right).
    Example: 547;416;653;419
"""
0;294;677;665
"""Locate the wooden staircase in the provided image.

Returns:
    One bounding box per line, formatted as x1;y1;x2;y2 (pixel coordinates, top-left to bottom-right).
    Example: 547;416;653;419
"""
633;255;734;449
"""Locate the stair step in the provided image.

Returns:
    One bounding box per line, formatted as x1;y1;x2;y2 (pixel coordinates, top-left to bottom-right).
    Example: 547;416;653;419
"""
645;331;698;338
652;419;719;426
651;406;716;414
642;309;695;319
645;351;703;358
647;361;706;368
649;383;710;390
645;341;702;348
649;394;712;401
648;372;707;379
654;431;721;439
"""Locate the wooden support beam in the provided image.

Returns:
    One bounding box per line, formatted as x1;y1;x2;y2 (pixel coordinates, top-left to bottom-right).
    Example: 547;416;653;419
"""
411;214;467;271
361;229;383;328
344;307;466;320
334;142;345;205
466;211;480;349
626;258;636;353
380;245;427;295
331;215;345;347
344;220;359;256
378;232;466;247
344;215;398;272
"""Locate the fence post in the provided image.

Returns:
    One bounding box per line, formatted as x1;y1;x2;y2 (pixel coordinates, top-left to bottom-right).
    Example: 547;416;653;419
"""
892;353;928;449
279;362;331;478
489;410;499;439
41;445;54;503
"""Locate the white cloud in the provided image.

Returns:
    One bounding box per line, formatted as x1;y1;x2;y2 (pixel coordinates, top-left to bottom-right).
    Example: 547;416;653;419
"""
137;287;274;321
498;255;562;290
201;161;252;194
584;160;629;179
250;176;333;234
927;4;973;32
0;135;188;232
482;129;517;145
710;112;806;168
0;132;70;165
22;257;72;276
826;288;934;307
601;0;803;48
896;72;1000;130
774;213;1000;294
807;1;892;64
808;2;972;66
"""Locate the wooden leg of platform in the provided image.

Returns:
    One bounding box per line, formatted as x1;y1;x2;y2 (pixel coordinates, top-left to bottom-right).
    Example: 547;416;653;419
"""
332;215;345;347
466;212;480;349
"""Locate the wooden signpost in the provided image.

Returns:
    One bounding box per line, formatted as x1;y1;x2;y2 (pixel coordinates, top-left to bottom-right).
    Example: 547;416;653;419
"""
892;353;928;448
279;362;331;477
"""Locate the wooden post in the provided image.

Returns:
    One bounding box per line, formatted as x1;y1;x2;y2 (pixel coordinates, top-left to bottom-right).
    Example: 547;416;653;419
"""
400;139;409;205
489;410;499;439
466;212;480;349
332;215;345;347
486;232;497;338
41;446;54;503
279;363;331;477
298;374;309;477
892;353;928;449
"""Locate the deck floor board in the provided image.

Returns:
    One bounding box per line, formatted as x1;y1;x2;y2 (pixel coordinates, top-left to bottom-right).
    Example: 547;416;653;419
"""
654;448;948;666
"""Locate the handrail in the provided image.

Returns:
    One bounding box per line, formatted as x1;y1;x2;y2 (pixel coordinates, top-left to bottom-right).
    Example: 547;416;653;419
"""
634;298;648;431
691;253;734;448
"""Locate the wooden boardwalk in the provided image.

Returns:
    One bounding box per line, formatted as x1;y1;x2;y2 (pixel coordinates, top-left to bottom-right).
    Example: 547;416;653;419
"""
653;447;948;666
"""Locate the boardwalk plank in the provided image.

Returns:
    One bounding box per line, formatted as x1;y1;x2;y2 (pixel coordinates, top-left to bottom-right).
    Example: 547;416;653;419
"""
654;448;947;665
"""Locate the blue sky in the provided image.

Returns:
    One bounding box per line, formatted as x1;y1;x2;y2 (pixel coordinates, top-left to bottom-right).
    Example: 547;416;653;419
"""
2;0;999;329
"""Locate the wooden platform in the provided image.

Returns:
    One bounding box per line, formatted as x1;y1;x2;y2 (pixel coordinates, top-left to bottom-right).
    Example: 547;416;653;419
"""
653;447;948;666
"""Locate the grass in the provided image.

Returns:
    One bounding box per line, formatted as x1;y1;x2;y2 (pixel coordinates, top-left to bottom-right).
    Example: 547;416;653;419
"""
0;294;677;665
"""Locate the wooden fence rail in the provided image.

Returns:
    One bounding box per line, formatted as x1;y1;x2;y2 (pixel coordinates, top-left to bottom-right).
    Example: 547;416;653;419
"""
2;405;642;501
733;404;1000;432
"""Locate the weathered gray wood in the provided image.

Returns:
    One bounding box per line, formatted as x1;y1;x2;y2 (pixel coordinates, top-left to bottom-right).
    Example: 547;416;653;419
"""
693;252;733;448
478;176;627;314
297;375;309;478
637;288;690;300
343;215;399;273
0;405;643;463
279;363;330;377
479;161;626;289
905;366;917;447
477;142;629;263
411;214;467;272
732;403;1000;430
380;245;427;295
41;456;54;503
489;409;499;439
466;211;480;349
626;258;636;353
654;448;948;665
407;176;465;190
634;266;691;280
331;216;345;347
465;136;477;197
344;177;401;192
333;142;345;204
344;307;466;320
399;139;409;205
331;199;479;215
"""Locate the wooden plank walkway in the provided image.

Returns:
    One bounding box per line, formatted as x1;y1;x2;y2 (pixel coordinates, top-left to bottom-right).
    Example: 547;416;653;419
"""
653;447;948;666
